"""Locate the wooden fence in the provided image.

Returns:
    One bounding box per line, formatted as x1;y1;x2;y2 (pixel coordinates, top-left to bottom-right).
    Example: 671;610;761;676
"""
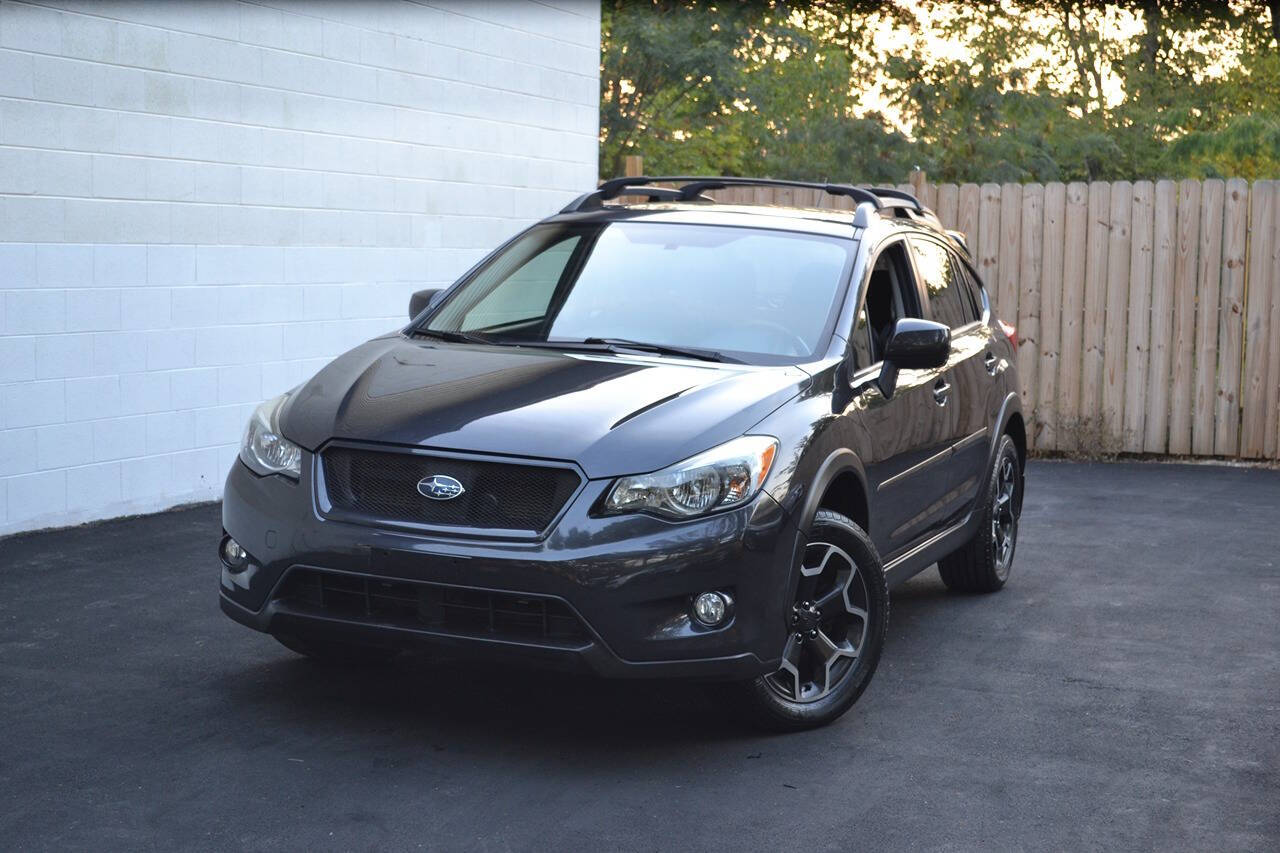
690;176;1280;461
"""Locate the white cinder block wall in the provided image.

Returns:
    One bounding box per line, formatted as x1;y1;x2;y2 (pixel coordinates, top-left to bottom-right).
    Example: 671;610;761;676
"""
0;0;600;535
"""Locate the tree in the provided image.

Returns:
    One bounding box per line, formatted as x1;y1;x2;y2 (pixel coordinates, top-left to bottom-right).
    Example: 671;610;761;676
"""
601;0;1280;182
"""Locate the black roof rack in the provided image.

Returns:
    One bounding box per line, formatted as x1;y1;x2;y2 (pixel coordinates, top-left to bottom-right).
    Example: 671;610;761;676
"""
564;185;711;206
866;187;923;211
562;176;886;213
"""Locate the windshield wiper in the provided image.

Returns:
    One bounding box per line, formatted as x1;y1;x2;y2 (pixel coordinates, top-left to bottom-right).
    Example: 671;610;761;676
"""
413;329;739;363
579;337;740;363
411;328;493;345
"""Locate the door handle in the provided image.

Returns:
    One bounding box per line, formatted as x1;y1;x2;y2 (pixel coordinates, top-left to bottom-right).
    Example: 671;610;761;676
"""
933;379;950;406
984;351;998;375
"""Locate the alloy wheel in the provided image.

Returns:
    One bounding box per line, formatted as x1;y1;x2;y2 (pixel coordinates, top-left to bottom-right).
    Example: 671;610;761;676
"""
992;454;1018;580
764;542;871;703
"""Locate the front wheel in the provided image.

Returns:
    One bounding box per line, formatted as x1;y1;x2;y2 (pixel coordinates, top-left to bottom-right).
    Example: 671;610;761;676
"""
938;434;1022;594
733;509;889;731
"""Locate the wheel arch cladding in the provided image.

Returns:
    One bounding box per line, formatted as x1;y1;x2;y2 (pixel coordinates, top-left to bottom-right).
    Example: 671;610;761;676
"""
817;470;870;533
1004;411;1026;466
799;448;871;535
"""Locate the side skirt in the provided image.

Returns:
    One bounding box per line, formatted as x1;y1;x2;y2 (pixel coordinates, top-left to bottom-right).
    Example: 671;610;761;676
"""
882;510;979;587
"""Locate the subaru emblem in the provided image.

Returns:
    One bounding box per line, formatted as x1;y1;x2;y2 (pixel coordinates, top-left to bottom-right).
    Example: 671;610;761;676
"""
417;474;465;501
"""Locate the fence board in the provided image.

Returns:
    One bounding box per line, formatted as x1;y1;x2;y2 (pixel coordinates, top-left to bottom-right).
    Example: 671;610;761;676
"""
1124;181;1154;453
1264;178;1280;460
1082;182;1111;446
1103;181;1133;448
1144;180;1178;454
957;183;981;260
1214;179;1248;457
918;180;937;211
978;183;1002;309
1193;179;1225;456
998;183;1023;326
936;184;959;231
1059;182;1090;451
1242;181;1275;458
1038;183;1066;450
1017;184;1043;450
1168;180;1202;455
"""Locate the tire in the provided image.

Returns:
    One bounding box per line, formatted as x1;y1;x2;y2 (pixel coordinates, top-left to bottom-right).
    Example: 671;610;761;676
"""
938;434;1022;594
732;509;889;732
273;631;400;666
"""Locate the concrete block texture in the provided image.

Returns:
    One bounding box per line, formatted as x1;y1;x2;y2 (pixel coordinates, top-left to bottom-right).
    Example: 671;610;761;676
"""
0;0;601;534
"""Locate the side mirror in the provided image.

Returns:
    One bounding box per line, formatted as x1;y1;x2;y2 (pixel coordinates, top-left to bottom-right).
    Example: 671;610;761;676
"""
874;318;950;399
408;287;446;319
884;318;950;369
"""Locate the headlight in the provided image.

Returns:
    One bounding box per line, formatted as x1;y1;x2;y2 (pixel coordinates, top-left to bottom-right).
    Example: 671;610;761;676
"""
240;393;302;478
602;436;778;520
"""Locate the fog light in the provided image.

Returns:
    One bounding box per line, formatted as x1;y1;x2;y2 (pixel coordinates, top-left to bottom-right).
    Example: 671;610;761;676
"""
692;591;730;627
221;536;249;571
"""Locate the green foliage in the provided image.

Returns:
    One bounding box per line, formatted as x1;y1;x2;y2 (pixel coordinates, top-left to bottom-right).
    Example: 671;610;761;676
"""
599;0;1280;182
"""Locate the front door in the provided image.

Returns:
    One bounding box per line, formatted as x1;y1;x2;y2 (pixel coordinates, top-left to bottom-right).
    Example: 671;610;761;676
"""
848;238;954;559
908;236;995;521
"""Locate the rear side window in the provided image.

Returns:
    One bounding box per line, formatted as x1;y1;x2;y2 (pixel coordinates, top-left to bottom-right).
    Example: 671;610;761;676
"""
958;264;985;319
908;237;977;329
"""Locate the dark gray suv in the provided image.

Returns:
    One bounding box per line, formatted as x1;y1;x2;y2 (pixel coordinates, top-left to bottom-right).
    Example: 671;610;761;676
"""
218;177;1025;729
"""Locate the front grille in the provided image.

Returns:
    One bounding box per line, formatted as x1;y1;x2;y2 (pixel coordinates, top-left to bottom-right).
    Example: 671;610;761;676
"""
320;446;581;535
275;568;591;647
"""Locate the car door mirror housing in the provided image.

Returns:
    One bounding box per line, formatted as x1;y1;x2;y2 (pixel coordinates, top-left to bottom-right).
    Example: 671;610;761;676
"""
884;318;950;370
408;288;446;319
868;318;950;399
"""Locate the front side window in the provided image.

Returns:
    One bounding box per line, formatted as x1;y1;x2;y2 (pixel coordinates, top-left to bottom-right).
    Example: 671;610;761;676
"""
908;237;977;329
426;222;855;363
857;240;921;365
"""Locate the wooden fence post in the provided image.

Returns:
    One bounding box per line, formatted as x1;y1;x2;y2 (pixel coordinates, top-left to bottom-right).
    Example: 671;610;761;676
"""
1103;180;1132;449
624;155;644;177
1038;183;1067;451
1242;181;1276;459
1143;180;1178;454
1192;179;1225;456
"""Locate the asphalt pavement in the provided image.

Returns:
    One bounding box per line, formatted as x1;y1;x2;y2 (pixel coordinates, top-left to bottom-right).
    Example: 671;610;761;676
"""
1;460;1277;851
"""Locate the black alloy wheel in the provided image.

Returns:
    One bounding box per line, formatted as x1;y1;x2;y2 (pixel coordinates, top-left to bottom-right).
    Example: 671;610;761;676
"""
938;433;1022;593
735;509;888;731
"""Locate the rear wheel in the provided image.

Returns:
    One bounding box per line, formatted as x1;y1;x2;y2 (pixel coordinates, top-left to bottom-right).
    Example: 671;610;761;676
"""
735;509;889;731
273;631;399;666
938;434;1021;593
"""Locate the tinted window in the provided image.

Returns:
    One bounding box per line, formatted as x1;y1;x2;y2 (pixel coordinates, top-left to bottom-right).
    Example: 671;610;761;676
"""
429;222;855;362
909;237;976;329
957;263;985;320
861;241;921;363
851;305;874;370
459;236;580;330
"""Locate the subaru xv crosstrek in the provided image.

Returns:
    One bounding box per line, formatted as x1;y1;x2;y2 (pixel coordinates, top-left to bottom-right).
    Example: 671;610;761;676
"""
218;176;1025;730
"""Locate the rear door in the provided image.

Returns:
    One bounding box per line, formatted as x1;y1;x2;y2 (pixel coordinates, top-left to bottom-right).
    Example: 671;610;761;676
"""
907;236;993;520
849;237;955;558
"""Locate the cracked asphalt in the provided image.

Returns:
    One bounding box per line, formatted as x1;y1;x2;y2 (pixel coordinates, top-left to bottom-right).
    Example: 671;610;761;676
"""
1;460;1277;851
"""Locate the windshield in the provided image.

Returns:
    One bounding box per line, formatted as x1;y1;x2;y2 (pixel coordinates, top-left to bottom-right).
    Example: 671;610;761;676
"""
422;221;855;363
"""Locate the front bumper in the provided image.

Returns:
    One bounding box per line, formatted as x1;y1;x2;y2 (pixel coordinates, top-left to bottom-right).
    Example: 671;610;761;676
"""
219;452;803;680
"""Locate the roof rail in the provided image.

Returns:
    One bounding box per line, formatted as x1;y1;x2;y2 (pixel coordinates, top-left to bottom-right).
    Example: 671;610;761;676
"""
866;187;922;211
562;176;886;213
947;230;972;256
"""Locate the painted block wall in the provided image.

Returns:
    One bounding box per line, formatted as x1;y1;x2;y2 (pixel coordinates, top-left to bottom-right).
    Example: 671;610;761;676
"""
0;0;600;535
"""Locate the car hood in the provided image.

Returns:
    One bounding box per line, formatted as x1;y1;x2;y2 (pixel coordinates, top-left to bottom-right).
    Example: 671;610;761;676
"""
281;336;810;478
